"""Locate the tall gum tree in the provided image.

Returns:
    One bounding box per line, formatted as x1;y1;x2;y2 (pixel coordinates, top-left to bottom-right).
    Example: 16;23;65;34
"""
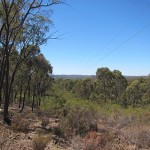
0;0;62;124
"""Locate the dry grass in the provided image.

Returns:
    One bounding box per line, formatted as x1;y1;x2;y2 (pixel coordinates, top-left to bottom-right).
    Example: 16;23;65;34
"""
11;113;30;133
32;133;50;150
0;125;12;150
121;125;150;149
1;104;150;150
71;136;84;150
67;109;150;150
41;116;49;127
84;131;108;150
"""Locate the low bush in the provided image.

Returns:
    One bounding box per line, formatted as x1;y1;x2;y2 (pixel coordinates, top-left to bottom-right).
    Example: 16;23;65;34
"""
41;116;49;127
11;114;30;133
40;96;67;117
53;126;64;138
84;131;108;150
32;134;50;150
60;106;98;138
136;129;150;148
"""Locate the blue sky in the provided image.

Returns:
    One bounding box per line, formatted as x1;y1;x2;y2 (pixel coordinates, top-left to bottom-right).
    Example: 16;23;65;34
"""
41;0;150;75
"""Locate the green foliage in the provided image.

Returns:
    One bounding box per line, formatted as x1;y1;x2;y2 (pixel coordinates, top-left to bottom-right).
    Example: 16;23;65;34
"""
142;77;150;105
96;67;113;101
73;78;95;99
142;91;150;105
95;67;128;102
112;70;128;103
40;94;66;117
52;67;150;111
120;78;146;107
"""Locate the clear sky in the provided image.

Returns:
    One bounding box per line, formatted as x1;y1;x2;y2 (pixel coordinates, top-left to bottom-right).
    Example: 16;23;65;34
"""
41;0;150;76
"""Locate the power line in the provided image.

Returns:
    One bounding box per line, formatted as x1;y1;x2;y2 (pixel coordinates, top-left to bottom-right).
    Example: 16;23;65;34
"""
79;2;150;72
80;23;150;74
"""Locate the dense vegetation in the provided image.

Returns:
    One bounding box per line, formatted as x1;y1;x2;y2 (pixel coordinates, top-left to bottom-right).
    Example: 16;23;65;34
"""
56;67;150;108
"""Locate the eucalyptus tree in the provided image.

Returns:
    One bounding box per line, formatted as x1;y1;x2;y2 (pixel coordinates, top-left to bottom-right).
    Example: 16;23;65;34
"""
14;61;29;108
95;67;128;103
0;0;61;123
73;78;94;99
112;70;128;103
9;48;20;104
30;53;53;111
121;78;146;107
96;67;114;101
58;79;74;91
142;77;150;105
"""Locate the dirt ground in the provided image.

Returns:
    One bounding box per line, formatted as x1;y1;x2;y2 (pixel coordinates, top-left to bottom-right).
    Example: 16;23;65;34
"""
0;105;150;150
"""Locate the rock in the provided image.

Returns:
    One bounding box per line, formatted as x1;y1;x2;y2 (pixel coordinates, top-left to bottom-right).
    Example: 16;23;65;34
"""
0;108;3;113
28;136;32;140
45;126;52;131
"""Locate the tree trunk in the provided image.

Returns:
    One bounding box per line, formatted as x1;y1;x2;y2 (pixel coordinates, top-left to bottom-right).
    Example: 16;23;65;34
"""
3;52;10;124
0;81;4;107
10;89;14;106
0;51;6;107
32;89;35;111
28;76;31;97
0;91;2;107
0;70;5;107
19;85;23;108
20;91;26;113
38;97;41;107
14;91;17;103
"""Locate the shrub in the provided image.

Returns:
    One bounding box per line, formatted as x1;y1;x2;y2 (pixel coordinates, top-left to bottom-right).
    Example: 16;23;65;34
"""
41;116;49;127
32;134;50;150
11;114;30;132
61;106;98;137
53;126;64;138
122;126;150;149
84;131;108;150
40;96;66;117
71;136;84;150
136;129;150;148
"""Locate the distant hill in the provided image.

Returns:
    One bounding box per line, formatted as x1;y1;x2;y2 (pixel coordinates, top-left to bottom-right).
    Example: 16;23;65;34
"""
125;76;148;80
52;75;148;80
52;75;95;79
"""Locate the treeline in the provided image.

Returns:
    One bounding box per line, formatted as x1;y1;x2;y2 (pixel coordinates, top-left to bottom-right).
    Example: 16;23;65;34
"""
56;67;150;107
